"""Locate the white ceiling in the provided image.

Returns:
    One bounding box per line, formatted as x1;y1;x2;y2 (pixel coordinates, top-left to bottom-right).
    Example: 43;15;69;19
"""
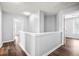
0;2;79;15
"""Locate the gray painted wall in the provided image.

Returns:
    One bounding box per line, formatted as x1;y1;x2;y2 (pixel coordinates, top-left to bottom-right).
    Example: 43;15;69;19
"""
29;13;42;33
44;15;57;32
19;32;62;56
40;11;44;32
2;12;28;42
0;6;2;47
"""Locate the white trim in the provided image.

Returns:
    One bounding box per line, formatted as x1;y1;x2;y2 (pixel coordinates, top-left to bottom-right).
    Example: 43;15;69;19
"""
66;37;79;39
2;40;14;43
42;44;62;56
38;10;41;33
19;43;31;56
62;41;64;45
0;6;2;48
0;43;2;48
31;36;36;56
61;32;65;45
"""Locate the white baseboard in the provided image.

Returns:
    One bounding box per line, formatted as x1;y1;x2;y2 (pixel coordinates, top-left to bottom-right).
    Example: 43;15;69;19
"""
19;44;31;56
42;44;62;56
62;42;64;45
0;43;2;48
0;40;15;48
2;40;14;43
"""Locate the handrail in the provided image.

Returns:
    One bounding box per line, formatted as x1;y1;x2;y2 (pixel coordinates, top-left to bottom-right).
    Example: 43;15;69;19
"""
19;31;62;36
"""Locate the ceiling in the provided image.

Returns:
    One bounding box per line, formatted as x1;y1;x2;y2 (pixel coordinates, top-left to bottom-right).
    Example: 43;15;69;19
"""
0;2;79;15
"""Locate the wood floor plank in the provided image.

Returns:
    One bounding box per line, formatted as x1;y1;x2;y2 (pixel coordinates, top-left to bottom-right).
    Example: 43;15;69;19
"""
0;38;79;56
0;41;27;56
49;38;79;56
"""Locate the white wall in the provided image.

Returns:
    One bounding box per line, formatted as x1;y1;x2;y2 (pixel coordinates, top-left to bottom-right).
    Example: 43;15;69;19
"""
19;32;62;56
23;16;29;32
29;11;57;33
44;15;57;32
39;11;44;32
29;13;39;33
29;11;45;33
19;32;32;55
35;32;62;56
19;31;36;55
0;5;2;47
65;17;79;39
2;12;28;42
57;4;79;44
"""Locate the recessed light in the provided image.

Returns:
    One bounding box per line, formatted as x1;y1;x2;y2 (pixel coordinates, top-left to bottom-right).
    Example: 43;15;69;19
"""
23;12;31;16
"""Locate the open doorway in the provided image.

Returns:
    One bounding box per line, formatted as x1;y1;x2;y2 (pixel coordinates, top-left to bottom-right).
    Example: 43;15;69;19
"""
64;11;79;39
63;11;79;55
13;18;24;45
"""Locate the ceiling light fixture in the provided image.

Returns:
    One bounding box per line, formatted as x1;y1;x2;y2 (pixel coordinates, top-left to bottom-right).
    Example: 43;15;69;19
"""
23;12;31;16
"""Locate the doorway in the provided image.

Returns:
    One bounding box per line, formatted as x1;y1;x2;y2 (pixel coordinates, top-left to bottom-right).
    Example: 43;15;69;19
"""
64;12;79;39
13;18;24;44
63;11;79;55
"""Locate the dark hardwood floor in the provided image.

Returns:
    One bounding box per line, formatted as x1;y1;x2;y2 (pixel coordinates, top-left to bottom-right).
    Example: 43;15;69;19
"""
48;38;79;56
0;38;79;56
0;41;27;56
